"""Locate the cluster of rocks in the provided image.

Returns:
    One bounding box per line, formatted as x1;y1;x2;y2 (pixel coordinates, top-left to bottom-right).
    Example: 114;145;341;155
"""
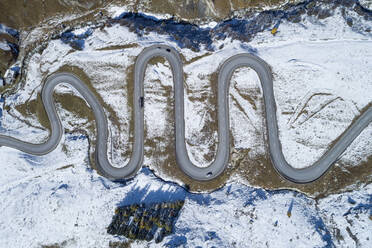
107;200;184;243
60;28;93;50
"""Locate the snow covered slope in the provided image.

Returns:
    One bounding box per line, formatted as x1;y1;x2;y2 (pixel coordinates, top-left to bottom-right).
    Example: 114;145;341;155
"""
0;0;371;247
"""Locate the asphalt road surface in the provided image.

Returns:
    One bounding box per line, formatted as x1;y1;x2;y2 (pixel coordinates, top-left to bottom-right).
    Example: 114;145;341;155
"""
0;45;371;183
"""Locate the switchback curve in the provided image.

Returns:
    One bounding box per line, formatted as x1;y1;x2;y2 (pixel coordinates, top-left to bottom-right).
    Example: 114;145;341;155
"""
0;45;371;183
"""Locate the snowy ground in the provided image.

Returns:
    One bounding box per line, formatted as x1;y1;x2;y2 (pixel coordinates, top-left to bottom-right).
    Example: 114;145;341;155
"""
0;143;371;247
0;1;371;247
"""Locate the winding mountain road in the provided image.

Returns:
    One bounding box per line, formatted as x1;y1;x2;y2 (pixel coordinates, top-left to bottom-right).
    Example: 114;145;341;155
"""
0;45;371;183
